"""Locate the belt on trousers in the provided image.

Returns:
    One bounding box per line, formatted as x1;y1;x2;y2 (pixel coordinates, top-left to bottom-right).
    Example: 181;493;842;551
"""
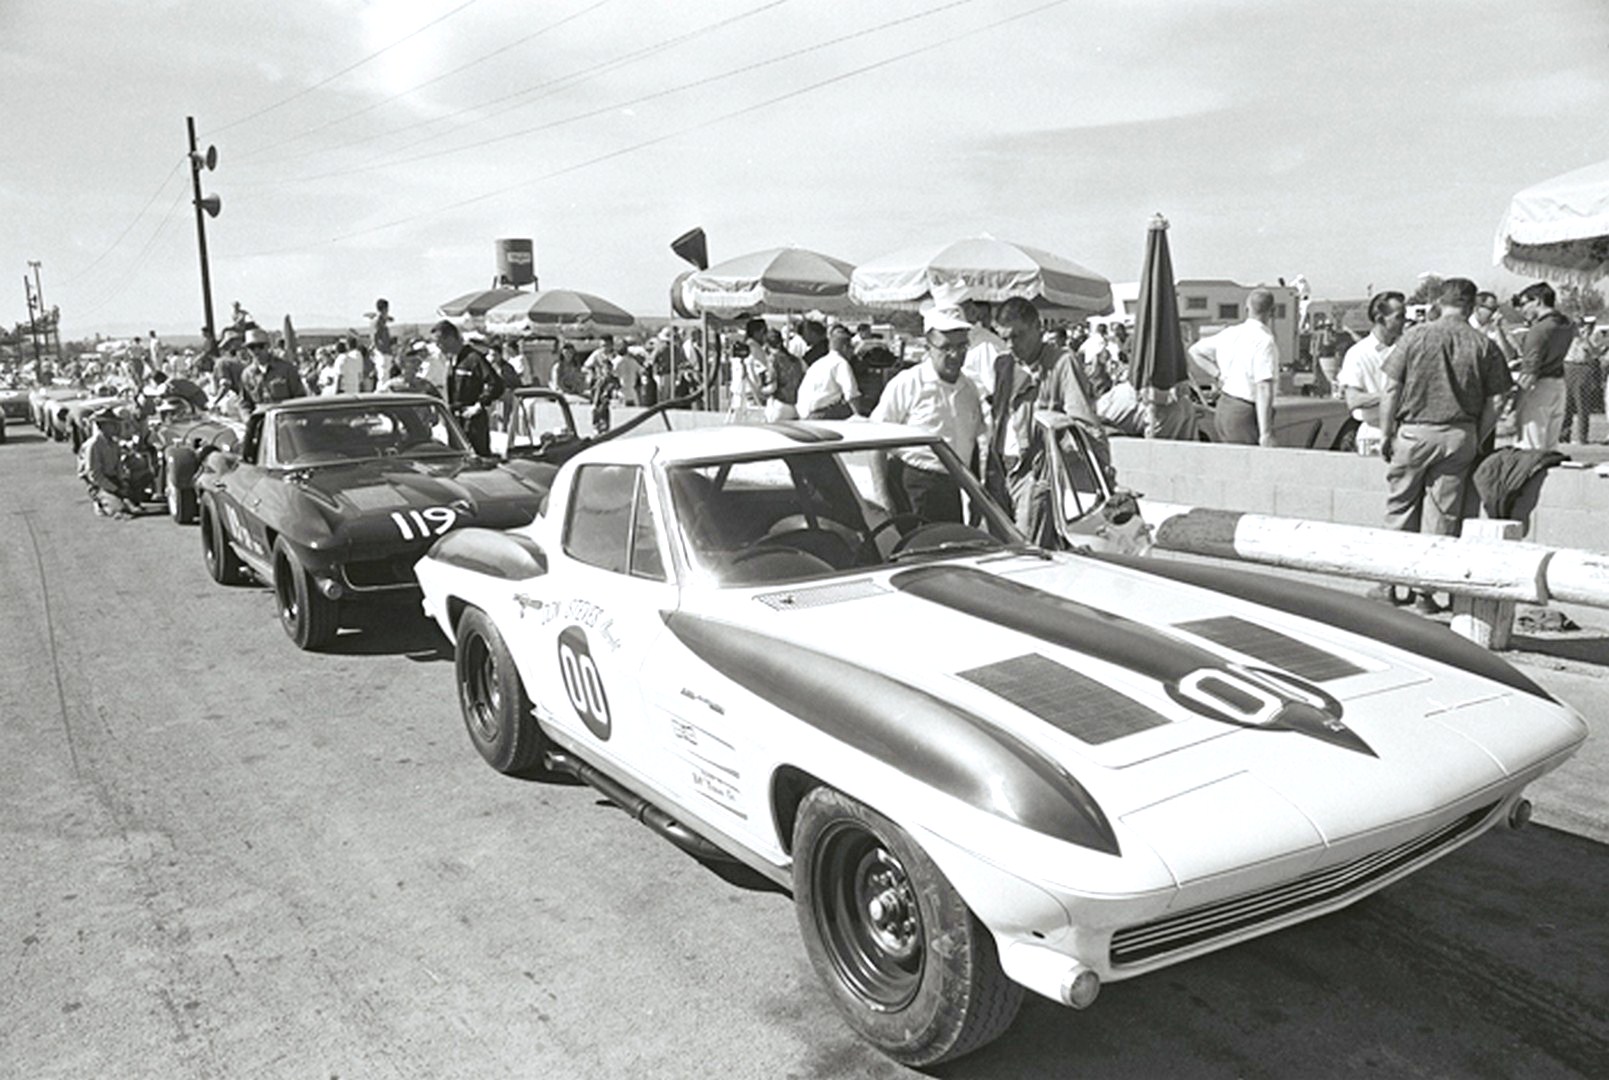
1399;418;1475;427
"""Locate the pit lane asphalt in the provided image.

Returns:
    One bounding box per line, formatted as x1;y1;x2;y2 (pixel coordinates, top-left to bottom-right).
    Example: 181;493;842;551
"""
2;428;1605;1080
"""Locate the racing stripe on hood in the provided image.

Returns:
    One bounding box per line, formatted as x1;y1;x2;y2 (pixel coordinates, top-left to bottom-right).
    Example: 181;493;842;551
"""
890;565;1375;756
889;565;1220;682
663;611;1120;855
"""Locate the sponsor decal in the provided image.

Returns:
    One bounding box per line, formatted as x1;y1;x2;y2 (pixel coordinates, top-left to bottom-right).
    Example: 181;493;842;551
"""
221;502;267;558
534;597;621;650
557;625;612;740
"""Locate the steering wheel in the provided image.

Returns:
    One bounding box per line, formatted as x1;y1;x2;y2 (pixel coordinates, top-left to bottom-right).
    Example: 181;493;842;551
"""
860;512;929;561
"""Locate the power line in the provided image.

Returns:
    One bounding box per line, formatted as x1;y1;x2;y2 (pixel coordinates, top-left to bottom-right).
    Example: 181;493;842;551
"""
231;0;1069;256
232;0;617;164
209;0;486;136
58;157;186;288
260;0;983;186
71;187;190;318
239;0;790;171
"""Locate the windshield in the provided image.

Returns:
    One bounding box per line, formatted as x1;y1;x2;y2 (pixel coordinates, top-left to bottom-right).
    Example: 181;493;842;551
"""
272;401;467;466
666;440;1025;587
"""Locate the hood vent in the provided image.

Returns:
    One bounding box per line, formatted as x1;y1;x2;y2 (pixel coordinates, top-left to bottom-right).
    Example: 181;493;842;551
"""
754;578;889;610
959;654;1170;745
1174;617;1364;683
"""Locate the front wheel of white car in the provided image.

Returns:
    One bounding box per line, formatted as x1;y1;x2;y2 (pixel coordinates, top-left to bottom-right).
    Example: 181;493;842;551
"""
455;607;548;775
792;787;1022;1066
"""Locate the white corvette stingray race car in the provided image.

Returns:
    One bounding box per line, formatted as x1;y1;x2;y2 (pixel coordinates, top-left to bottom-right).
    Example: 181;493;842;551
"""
414;420;1586;1066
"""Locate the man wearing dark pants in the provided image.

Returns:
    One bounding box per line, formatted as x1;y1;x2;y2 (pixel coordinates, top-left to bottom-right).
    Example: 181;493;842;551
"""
1188;288;1280;445
871;305;984;523
432;320;504;457
1377;277;1513;613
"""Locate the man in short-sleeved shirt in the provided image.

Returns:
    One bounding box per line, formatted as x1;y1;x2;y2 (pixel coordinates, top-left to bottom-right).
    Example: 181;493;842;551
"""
872;307;984;523
1337;291;1407;455
796;325;860;419
1513;281;1574;451
1379;277;1512;538
1188;289;1280;444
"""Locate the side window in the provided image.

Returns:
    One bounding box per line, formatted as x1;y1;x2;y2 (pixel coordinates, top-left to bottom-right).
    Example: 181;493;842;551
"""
630;471;666;581
564;465;635;573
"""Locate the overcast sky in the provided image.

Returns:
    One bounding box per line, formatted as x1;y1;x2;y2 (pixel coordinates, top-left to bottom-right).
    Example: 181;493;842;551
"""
5;0;1607;339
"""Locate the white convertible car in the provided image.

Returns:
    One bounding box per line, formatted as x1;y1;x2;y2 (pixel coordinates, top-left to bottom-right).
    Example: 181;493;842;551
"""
414;420;1586;1066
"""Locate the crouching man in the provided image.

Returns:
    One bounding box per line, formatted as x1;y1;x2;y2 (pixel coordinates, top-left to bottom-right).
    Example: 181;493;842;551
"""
78;407;137;518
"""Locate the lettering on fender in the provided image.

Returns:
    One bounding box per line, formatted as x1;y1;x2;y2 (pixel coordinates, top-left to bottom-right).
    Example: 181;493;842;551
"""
222;502;266;557
557;625;612;740
536;598;621;651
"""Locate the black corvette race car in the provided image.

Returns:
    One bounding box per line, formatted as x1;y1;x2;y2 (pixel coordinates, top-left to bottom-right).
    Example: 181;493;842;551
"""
195;393;552;650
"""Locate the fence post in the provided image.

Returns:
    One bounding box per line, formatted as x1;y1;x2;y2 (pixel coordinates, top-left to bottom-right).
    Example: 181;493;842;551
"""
1450;519;1525;649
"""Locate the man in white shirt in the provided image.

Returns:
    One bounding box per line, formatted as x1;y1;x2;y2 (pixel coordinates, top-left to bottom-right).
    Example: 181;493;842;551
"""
796;325;860;419
959;299;1007;405
325;336;366;395
871;305;984;523
1336;290;1407;455
1079;322;1108;373
612;344;644;406
1187;289;1280;445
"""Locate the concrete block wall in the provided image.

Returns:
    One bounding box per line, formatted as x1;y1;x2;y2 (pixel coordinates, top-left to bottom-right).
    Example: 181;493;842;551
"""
1109;439;1609;554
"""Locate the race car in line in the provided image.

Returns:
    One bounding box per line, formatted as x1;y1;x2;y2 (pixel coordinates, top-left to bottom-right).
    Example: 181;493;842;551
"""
195;393;553;650
412;420;1585;1065
144;396;243;523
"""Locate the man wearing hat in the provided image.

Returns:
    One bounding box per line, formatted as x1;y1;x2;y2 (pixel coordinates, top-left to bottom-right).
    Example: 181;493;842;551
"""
381;347;443;398
870;303;984;523
431;320;505;456
239;328;308;414
77;407;135;518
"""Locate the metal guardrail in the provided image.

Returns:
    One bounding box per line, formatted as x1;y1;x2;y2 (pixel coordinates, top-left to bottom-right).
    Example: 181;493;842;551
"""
1138;501;1609;649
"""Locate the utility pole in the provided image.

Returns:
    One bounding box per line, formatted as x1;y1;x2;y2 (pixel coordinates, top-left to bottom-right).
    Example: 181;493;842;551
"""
23;276;42;377
28;259;55;364
186;116;221;350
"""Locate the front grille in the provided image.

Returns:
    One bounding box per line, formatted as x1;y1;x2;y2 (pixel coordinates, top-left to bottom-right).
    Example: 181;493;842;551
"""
1109;802;1496;967
341;554;422;590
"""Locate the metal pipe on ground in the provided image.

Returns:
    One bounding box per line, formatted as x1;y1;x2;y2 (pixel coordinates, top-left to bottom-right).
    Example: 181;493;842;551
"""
1141;502;1553;604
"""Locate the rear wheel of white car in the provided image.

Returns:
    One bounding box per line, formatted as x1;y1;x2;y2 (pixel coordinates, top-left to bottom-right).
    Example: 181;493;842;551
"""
792;787;1022;1066
273;537;340;650
455;607;547;774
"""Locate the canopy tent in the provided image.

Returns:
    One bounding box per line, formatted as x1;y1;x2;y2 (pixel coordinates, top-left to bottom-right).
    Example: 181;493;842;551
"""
1494;159;1609;285
482;289;636;335
849;235;1113;316
437;287;529;319
682;246;858;316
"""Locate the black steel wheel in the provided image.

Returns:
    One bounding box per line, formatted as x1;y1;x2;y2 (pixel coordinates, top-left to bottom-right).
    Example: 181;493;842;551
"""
792;787;1021;1066
454;607;547;774
199;496;246;585
272;537;339;651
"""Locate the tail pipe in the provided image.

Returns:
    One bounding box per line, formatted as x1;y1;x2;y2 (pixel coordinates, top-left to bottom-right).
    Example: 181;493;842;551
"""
544;750;735;863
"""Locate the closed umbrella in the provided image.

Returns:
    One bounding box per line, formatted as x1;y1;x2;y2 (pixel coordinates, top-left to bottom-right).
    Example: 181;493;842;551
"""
483;289;636;334
1131;214;1196;440
437;287;529;319
850;235;1112;315
1494;159;1609;285
683;246;857;315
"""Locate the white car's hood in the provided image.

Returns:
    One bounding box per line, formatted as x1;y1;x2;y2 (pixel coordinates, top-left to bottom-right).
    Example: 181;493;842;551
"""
674;552;1585;867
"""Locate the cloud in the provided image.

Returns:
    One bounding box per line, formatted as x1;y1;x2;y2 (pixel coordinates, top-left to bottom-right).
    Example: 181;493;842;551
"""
1460;66;1609;117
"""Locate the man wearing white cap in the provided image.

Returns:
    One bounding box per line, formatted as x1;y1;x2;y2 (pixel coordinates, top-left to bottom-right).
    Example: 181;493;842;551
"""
871;304;984;522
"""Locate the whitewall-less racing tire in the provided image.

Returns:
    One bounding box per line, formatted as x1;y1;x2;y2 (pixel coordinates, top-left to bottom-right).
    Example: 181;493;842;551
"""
791;787;1022;1066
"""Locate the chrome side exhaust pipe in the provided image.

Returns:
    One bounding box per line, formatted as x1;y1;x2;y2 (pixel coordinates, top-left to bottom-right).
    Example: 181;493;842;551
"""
1507;798;1533;830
